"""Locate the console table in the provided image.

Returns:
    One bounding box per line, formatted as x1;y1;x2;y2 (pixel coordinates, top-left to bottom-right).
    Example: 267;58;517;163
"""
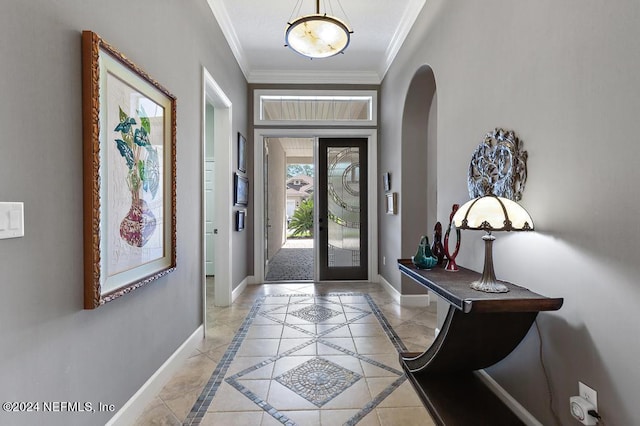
397;259;563;425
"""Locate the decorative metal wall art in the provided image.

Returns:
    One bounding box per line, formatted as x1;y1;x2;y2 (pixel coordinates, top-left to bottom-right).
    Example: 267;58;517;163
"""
467;128;528;201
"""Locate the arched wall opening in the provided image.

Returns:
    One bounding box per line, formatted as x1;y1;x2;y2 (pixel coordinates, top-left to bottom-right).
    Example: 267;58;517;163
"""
400;65;438;293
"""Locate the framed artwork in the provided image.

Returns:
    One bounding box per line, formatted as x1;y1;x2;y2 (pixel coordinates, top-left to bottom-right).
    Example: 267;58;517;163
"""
236;210;246;231
383;172;391;192
234;173;249;206
82;31;177;309
386;192;398;215
238;132;247;173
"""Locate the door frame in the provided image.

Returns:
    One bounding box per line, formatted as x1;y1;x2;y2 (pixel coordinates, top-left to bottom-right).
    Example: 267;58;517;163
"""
318;138;369;281
253;128;378;283
202;67;233;315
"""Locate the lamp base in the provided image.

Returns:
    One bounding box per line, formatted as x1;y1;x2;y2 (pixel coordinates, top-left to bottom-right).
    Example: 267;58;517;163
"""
470;279;509;293
469;232;510;293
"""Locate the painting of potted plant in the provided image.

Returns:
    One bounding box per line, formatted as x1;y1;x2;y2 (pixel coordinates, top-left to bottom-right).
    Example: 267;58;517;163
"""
82;30;176;308
113;105;160;248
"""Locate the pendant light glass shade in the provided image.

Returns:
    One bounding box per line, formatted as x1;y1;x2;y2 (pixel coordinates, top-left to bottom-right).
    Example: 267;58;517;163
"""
285;0;352;59
286;14;350;58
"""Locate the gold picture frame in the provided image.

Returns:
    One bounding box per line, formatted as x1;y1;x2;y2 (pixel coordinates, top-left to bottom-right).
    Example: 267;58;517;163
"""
82;31;177;309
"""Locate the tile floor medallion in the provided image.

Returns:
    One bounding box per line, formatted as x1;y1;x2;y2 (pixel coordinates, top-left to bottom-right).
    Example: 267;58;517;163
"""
183;293;413;425
274;358;361;407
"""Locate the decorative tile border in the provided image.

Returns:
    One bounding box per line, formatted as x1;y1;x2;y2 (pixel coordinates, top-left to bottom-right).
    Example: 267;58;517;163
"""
183;295;266;425
185;293;410;425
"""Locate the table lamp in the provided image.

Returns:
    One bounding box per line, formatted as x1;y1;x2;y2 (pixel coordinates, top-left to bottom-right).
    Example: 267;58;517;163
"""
452;195;534;293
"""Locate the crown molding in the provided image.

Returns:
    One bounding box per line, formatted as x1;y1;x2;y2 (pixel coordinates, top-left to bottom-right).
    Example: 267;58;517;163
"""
379;0;427;79
206;0;250;79
248;69;381;85
208;0;426;85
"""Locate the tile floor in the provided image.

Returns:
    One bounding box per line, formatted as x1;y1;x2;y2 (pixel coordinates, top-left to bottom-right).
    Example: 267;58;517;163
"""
134;282;436;425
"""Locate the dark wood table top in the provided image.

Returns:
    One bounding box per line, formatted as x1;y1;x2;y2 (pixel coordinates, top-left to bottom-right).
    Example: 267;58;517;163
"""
398;259;563;314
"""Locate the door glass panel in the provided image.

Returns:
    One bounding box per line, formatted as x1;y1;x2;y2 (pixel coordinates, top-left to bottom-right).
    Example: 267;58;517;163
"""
319;138;367;280
327;147;361;267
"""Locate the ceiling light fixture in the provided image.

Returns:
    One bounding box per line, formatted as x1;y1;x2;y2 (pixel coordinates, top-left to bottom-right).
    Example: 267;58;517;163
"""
285;0;353;59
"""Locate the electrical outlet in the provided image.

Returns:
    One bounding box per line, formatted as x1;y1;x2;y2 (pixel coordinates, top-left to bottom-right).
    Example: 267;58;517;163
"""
382;256;386;265
570;396;596;425
579;381;598;411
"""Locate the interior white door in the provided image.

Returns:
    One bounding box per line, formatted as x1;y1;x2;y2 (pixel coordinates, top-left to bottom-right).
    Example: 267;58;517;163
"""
264;141;270;278
205;160;215;275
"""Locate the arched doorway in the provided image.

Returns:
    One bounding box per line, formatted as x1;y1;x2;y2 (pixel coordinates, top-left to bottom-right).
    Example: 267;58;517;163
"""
401;65;438;293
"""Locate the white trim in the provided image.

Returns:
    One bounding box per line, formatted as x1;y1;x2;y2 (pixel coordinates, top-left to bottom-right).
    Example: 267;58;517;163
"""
379;274;430;307
202;67;233;308
106;326;204;426
475;370;543;426
379;274;401;303
232;276;249;302
205;0;249;79
254;128;377;284
379;0;427;78
254;89;378;127
248;69;381;85
204;0;425;84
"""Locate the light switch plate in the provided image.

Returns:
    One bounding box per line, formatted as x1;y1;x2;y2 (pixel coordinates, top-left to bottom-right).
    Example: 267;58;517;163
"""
0;202;24;239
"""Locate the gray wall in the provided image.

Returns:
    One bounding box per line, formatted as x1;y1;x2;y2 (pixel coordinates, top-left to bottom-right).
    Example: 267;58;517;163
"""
0;1;247;425
380;0;640;424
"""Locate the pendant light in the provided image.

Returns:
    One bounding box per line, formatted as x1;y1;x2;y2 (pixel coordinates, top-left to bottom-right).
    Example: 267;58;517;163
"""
285;0;353;59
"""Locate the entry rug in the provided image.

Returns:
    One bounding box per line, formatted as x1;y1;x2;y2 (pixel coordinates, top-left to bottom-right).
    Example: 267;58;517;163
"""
184;293;409;425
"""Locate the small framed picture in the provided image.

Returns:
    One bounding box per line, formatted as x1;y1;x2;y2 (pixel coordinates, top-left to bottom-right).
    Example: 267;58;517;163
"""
386;192;397;215
383;172;391;192
238;132;247;173
236;210;246;231
234;173;249;206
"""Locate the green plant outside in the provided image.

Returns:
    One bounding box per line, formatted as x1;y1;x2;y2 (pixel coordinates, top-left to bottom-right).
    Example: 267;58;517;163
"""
288;198;314;237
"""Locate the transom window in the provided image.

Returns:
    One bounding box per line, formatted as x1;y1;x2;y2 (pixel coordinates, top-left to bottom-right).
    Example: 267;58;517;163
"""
255;90;377;126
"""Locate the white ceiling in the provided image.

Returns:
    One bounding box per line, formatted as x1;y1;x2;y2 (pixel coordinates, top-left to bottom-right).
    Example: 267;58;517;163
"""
269;137;314;159
207;0;426;84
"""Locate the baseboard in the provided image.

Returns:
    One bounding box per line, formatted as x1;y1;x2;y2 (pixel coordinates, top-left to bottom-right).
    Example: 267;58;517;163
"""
475;370;543;426
106;325;204;426
232;276;250;302
378;274;430;307
378;274;401;304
